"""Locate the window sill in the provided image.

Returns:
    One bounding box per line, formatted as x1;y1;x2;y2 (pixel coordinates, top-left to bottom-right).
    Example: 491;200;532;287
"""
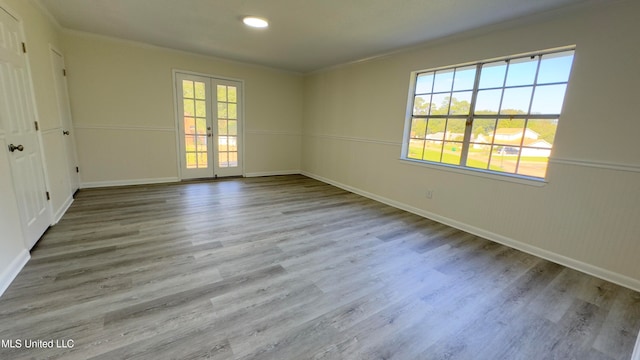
398;158;548;187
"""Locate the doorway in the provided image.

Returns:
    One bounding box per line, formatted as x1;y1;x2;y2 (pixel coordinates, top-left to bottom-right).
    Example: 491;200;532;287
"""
175;72;243;179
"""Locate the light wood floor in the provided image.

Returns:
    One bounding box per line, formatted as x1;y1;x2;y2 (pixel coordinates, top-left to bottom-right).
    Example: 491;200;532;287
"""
1;175;639;360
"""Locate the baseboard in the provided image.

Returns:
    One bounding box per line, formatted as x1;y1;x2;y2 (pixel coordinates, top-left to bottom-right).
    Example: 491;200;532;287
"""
244;170;301;177
300;171;640;293
81;177;179;189
82;173;305;187
0;249;30;297
52;195;74;224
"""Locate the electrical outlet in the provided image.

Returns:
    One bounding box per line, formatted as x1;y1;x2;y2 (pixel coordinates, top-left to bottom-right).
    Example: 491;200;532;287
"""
426;189;433;199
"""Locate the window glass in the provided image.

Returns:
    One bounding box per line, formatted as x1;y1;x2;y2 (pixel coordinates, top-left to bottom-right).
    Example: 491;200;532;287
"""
403;49;574;180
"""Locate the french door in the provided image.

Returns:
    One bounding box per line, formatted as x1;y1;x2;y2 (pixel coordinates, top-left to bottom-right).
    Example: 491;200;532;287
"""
0;6;51;249
176;72;243;179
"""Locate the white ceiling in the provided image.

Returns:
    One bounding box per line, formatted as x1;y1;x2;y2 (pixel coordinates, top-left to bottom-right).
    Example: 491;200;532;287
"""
38;0;592;73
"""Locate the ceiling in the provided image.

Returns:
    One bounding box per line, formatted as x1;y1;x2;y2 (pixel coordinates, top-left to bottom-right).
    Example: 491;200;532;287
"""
38;0;592;73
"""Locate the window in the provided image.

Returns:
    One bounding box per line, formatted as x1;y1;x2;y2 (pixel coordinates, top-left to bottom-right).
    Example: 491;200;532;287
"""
403;48;575;180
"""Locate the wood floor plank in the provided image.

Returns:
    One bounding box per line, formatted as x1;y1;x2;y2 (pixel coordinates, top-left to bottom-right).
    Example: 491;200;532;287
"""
0;175;638;360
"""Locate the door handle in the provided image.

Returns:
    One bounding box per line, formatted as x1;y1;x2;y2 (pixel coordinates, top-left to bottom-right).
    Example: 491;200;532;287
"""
63;130;70;135
8;144;24;152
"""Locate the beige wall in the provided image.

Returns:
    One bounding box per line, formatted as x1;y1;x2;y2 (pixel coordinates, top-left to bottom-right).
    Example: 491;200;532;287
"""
62;32;303;185
302;0;640;289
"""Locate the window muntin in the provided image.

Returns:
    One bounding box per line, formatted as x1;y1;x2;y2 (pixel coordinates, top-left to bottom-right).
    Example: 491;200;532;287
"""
405;49;574;180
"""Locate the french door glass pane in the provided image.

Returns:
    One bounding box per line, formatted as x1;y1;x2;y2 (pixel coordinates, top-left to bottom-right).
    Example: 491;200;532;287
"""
217;84;239;168
184;117;195;134
229;136;237;151
196;135;207;151
228;87;237;102
229;103;237;119
218;120;228;135
218;136;228;151
217;85;227;101
183;80;194;98
183;99;194;116
218;103;227;118
185;136;196;151
195;118;206;134
229;152;238;166
195;82;206;99
195;100;206;117
228;120;237;135
219;152;228;167
186;153;197;169
197;153;208;167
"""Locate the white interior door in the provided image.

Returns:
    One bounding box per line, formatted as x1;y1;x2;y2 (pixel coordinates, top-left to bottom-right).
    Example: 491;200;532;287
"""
176;72;243;179
51;48;79;193
0;7;51;249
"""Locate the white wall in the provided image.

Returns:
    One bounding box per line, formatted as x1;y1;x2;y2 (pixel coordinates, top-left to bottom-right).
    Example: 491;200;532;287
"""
302;0;640;290
62;32;304;186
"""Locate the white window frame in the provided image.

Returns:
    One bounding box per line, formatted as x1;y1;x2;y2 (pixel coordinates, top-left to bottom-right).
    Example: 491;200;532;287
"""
401;46;575;182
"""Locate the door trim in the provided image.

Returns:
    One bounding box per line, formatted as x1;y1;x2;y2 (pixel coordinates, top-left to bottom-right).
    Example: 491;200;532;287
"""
172;69;246;180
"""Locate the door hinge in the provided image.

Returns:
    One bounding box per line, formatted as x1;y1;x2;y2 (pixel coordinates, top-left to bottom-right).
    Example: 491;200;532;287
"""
34;121;39;131
76;166;79;173
63;69;66;76
22;42;26;53
46;191;50;201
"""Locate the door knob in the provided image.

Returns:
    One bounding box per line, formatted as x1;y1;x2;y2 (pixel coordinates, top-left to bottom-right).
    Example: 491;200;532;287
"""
63;130;70;135
8;144;24;152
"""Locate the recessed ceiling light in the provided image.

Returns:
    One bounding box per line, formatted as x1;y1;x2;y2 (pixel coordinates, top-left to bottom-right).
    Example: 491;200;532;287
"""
243;16;269;28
